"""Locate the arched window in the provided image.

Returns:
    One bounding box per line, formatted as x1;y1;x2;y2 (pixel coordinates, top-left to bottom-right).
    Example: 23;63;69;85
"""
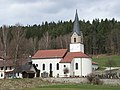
9;66;12;70
36;64;38;67
1;73;3;77
56;63;59;70
75;63;78;70
50;63;52;71
74;38;76;42
43;64;45;70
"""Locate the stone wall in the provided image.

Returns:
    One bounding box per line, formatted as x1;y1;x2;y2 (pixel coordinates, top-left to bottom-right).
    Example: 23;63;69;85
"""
42;77;120;85
42;78;88;83
101;79;120;85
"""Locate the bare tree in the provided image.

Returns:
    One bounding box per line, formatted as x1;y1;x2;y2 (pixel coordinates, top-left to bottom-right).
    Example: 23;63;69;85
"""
11;23;25;70
38;32;51;50
2;25;9;58
63;34;71;49
43;32;51;49
32;37;38;53
106;58;116;78
1;25;9;78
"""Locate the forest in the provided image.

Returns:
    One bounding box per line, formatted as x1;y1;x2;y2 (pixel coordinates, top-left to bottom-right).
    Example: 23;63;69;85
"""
0;18;120;60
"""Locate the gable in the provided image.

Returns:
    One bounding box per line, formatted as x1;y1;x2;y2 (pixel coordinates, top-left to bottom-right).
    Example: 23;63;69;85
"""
71;32;79;37
29;65;36;72
60;52;90;63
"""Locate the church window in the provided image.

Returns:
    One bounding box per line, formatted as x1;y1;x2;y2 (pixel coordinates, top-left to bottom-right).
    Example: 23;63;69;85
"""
1;73;3;77
9;66;12;70
50;63;52;71
56;63;59;70
17;73;19;76
5;67;7;70
1;67;3;70
75;63;78;70
36;64;38;67
43;64;45;70
74;38;76;42
64;65;66;67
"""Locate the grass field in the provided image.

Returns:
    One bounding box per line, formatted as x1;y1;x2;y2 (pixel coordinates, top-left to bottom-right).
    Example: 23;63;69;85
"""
22;84;120;90
92;55;120;67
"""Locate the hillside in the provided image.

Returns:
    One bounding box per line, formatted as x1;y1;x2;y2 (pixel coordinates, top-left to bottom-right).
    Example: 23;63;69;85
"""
0;18;120;60
92;55;120;67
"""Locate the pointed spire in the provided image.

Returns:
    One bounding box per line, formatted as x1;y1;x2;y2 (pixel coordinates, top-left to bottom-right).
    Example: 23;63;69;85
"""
73;10;80;35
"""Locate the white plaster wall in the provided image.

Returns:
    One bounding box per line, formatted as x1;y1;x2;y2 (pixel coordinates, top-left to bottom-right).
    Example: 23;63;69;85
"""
0;71;4;79
70;60;74;76
32;57;92;77
59;63;70;77
82;58;92;76
73;58;92;77
32;58;62;77
70;43;84;53
81;44;84;53
73;58;82;76
16;73;22;78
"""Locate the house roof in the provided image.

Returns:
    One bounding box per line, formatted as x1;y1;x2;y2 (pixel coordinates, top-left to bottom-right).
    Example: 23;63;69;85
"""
0;60;13;67
14;62;37;73
60;52;90;63
32;49;67;59
0;58;28;67
92;61;98;65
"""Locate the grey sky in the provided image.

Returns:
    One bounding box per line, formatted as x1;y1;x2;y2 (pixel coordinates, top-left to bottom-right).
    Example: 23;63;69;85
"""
0;0;120;26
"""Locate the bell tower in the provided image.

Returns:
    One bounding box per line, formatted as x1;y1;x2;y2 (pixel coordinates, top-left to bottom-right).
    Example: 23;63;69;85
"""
70;10;84;53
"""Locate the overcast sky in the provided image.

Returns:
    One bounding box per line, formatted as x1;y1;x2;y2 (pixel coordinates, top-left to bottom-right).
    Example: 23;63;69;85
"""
0;0;120;26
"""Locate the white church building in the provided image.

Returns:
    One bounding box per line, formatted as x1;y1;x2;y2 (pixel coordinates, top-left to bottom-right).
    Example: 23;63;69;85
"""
32;11;92;77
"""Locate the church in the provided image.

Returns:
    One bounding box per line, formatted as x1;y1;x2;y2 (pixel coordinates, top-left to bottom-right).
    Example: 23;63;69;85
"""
32;11;92;77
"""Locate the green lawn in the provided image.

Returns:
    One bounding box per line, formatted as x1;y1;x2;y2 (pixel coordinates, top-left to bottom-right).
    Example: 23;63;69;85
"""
92;55;120;67
22;84;120;90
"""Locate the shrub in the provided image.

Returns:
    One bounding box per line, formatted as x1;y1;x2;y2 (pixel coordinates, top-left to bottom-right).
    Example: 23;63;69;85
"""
87;73;103;85
92;76;102;85
87;73;96;83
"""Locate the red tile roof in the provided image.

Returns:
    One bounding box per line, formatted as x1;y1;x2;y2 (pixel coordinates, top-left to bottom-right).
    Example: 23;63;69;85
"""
92;61;98;65
0;58;28;67
32;49;67;59
60;52;90;63
0;60;13;67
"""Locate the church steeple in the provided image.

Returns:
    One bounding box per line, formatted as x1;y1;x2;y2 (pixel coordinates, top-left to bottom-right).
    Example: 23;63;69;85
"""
70;10;84;53
73;10;80;35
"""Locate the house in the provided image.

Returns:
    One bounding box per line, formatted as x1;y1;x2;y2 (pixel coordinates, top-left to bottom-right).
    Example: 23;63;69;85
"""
13;61;39;78
92;61;99;71
32;10;92;77
0;55;38;79
0;58;14;79
105;67;120;78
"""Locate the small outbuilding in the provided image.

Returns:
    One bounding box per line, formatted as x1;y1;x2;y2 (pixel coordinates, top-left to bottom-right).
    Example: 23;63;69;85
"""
13;61;40;78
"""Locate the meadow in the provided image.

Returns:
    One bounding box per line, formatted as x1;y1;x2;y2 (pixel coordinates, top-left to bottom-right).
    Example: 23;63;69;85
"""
22;84;120;90
92;55;120;67
21;55;120;90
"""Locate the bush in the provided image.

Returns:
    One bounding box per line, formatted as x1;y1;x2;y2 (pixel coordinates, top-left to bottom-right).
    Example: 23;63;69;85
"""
92;76;102;85
87;73;96;83
87;73;103;85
